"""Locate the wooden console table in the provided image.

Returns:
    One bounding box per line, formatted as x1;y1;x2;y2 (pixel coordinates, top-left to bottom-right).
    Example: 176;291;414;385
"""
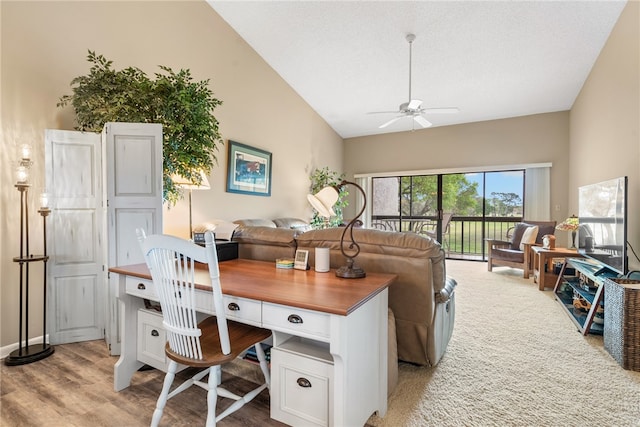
110;258;396;426
531;246;582;290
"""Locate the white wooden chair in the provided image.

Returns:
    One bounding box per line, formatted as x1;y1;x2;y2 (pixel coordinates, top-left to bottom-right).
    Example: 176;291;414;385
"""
137;230;272;427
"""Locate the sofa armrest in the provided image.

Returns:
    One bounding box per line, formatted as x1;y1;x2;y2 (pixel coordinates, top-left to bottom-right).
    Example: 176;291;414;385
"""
485;238;510;248
435;277;457;304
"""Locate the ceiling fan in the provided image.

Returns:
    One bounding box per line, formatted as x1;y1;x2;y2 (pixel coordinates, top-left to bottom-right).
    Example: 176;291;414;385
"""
369;33;459;129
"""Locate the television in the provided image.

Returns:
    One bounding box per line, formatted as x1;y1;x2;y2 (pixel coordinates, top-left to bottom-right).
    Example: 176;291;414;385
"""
577;176;628;276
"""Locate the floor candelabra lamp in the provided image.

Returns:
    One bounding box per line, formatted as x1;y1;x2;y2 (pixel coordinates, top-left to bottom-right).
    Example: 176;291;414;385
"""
172;171;211;240
6;145;55;366
308;180;367;278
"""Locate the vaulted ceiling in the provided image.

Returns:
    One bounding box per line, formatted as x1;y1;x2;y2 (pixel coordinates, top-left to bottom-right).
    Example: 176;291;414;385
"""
208;1;627;138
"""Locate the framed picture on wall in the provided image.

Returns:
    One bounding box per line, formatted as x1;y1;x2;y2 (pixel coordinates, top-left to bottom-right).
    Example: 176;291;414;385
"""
226;140;272;196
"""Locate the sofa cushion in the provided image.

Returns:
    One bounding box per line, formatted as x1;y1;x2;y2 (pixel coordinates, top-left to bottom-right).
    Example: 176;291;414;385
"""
492;247;525;263
272;217;312;232
232;226;297;262
233;219;277;228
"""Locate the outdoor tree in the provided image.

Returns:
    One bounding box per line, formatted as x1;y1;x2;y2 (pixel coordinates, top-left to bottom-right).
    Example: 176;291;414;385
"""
490;192;522;216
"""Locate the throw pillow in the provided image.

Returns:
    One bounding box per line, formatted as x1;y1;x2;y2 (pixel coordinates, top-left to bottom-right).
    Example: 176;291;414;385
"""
519;226;539;250
510;223;532;250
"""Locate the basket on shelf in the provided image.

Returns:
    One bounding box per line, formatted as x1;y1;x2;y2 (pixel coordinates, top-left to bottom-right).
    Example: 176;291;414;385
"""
603;277;640;372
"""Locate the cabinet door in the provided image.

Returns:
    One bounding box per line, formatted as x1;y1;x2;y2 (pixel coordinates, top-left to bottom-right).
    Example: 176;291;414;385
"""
104;122;163;355
45;129;105;344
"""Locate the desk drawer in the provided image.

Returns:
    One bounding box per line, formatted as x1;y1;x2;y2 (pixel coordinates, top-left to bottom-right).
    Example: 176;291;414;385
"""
137;309;167;371
224;296;262;326
263;303;330;340
126;277;156;300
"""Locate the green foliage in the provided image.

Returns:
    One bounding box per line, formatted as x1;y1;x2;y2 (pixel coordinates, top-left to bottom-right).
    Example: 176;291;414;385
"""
58;51;223;205
488;192;523;217
309;167;347;229
400;175;479;217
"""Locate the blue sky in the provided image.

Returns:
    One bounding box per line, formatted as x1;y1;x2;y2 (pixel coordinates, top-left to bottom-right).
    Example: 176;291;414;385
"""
465;171;524;197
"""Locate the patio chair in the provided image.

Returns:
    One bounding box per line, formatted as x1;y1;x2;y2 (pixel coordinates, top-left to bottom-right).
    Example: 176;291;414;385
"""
423;213;453;253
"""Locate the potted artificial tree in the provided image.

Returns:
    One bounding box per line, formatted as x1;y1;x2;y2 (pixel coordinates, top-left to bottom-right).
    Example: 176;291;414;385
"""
58;51;223;205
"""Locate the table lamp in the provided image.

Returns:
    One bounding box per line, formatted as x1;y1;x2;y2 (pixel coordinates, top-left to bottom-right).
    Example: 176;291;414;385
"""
308;180;366;278
172;170;211;239
557;215;579;249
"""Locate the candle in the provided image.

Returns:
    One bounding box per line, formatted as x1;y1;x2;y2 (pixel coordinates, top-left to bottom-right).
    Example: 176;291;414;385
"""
21;144;31;161
40;192;49;209
16;165;28;184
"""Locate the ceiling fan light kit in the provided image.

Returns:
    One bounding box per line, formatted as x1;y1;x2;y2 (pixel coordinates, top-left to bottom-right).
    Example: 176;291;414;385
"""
371;33;458;130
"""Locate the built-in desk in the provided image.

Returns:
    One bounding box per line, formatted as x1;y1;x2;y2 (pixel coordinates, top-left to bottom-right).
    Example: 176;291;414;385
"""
110;258;396;426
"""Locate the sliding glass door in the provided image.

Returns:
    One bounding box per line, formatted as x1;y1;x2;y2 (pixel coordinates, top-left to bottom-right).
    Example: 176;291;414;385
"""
371;170;525;260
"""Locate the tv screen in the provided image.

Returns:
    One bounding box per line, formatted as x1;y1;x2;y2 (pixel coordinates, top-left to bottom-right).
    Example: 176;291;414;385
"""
577;176;628;275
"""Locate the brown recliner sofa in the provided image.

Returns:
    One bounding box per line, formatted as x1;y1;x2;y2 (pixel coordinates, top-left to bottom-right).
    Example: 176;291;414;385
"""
231;222;457;368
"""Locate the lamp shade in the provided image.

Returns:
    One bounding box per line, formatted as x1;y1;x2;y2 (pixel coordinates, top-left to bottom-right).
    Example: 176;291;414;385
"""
171;170;211;190
307;187;339;218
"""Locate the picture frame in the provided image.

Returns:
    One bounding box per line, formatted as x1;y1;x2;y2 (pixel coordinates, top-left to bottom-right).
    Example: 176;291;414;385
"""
226;140;272;196
294;249;309;270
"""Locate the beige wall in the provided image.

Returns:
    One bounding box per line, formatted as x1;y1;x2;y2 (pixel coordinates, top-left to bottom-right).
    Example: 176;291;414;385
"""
0;1;342;347
344;112;571;223
569;1;640;270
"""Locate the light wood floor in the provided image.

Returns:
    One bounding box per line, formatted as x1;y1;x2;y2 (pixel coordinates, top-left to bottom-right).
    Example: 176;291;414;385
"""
0;340;286;426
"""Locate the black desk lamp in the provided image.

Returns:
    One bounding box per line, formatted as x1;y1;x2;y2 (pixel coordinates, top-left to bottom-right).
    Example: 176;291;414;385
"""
308;180;366;278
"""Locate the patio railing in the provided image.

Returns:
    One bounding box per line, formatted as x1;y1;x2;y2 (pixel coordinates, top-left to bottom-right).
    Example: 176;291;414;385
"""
370;215;522;260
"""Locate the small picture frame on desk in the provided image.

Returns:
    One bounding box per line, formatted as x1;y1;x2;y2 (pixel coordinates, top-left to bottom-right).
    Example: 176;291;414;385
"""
294;249;309;270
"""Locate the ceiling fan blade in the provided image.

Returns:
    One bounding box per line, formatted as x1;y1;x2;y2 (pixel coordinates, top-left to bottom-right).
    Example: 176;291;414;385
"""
367;110;401;115
422;107;459;114
379;117;403;129
413;115;432;128
407;99;422;110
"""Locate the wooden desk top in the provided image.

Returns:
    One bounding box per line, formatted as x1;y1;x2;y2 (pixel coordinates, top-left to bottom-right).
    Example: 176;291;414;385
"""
110;259;396;316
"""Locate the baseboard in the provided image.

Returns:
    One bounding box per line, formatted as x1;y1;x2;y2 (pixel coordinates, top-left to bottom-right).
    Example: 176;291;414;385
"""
0;335;50;360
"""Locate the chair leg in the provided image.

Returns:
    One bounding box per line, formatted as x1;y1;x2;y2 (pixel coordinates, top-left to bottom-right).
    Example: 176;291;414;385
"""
151;360;177;427
206;366;219;427
255;343;271;389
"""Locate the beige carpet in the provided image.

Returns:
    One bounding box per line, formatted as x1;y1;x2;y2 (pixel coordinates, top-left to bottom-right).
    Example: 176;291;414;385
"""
367;260;640;427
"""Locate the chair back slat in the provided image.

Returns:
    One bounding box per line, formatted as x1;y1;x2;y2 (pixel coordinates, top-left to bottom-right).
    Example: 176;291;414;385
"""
137;230;231;359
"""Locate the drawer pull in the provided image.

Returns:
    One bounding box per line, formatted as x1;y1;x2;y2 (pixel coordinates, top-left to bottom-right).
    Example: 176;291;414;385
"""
297;377;312;388
137;283;146;290
151;329;159;337
228;302;240;311
287;314;303;324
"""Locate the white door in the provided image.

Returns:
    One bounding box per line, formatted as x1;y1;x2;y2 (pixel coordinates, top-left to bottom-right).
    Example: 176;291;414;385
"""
104;122;163;355
45;129;105;344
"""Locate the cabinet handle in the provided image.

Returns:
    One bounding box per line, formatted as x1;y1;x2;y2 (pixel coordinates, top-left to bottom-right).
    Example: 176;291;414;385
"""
151;329;159;337
296;377;312;388
228;302;240;311
137;283;146;290
287;314;303;324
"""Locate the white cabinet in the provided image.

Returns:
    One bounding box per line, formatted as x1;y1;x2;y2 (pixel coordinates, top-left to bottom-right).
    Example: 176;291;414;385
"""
270;338;334;427
45;123;163;354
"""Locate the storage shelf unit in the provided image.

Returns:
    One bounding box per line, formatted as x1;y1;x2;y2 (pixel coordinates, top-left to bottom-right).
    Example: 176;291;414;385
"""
554;258;619;335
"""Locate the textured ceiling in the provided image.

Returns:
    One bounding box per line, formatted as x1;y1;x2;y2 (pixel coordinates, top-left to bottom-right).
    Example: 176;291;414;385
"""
208;1;627;138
